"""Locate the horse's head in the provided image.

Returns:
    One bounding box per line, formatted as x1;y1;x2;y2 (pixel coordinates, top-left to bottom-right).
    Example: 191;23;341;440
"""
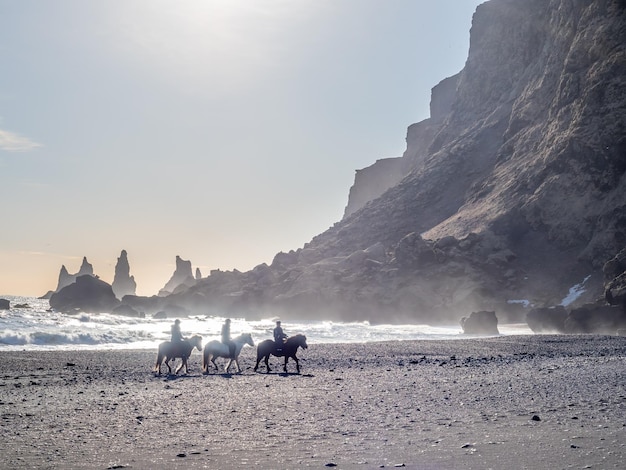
191;335;203;351
297;334;308;349
243;333;255;347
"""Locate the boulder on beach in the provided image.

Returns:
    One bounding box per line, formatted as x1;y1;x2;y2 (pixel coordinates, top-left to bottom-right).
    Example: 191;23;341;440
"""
49;275;120;313
460;311;499;335
0;299;9;310
564;304;626;334
526;306;568;333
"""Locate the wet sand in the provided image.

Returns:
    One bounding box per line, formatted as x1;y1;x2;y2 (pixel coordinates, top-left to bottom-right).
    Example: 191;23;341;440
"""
1;335;625;469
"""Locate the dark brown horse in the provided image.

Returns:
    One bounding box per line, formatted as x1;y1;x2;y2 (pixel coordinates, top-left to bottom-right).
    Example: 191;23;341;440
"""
254;334;308;374
154;335;202;376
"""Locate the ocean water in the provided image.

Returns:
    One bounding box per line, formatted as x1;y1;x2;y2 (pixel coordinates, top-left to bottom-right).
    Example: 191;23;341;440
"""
0;296;533;351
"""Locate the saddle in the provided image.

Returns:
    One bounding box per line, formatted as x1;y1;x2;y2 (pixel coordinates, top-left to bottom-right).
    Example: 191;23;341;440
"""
274;339;285;354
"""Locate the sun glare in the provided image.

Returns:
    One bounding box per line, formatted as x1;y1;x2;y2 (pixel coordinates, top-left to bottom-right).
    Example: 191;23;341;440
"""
108;0;323;94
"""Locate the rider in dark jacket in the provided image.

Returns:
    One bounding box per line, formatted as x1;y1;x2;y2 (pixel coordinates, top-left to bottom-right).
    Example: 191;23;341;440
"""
171;319;184;342
273;320;287;351
221;318;236;359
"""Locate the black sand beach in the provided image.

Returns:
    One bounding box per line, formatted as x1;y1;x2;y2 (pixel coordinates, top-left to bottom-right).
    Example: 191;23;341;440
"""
1;335;625;469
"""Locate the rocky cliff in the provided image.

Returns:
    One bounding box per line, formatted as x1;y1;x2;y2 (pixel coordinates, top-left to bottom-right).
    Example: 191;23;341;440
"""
343;73;458;218
126;0;626;324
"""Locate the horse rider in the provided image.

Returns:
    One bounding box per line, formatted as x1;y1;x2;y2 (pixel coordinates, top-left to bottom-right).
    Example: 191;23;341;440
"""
273;320;287;352
221;318;236;359
171;319;184;342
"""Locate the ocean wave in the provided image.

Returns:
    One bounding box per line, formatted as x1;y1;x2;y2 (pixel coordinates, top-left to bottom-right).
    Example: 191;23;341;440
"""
0;296;533;351
0;327;155;348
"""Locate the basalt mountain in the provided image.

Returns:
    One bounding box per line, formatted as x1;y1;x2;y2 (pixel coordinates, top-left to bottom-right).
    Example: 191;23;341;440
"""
123;0;626;325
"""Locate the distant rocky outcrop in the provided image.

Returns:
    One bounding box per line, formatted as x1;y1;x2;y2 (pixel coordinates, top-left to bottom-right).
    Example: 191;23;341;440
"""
195;268;202;280
41;257;96;299
120;0;626;327
49;275;120;313
111;250;137;300
56;257;94;292
0;299;9;310
158;256;196;296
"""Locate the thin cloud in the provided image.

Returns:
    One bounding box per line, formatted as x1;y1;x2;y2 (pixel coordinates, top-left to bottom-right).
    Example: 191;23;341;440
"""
0;129;42;152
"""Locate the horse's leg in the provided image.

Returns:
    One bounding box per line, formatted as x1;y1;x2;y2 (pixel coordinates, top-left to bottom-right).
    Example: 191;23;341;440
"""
284;355;289;373
176;357;188;375
254;355;261;372
165;358;172;375
211;355;218;372
224;358;232;373
154;353;162;375
293;354;300;374
265;354;271;373
235;357;241;373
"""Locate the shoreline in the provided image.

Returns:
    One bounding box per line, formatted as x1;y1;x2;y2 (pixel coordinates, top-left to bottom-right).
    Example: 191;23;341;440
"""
1;335;626;469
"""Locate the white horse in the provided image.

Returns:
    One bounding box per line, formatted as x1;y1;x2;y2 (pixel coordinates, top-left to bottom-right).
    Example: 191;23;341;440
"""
202;333;255;374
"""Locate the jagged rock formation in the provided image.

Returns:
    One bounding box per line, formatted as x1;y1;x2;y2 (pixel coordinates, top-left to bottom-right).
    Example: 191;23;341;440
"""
49;275;120;313
55;257;94;292
158;256;196;297
195;268;202;280
111;250;137;300
125;0;626;324
42;257;96;298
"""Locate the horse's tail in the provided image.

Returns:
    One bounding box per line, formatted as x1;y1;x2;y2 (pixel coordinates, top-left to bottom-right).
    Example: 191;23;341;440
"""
202;348;209;373
154;350;163;372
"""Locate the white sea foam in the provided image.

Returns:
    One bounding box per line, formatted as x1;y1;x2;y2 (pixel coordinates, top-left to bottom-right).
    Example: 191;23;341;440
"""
0;296;532;351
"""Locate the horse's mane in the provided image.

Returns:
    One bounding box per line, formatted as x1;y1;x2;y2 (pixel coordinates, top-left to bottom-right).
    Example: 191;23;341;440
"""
233;332;251;340
287;333;306;342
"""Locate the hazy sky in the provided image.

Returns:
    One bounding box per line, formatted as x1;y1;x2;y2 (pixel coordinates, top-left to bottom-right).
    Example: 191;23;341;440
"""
1;0;483;297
